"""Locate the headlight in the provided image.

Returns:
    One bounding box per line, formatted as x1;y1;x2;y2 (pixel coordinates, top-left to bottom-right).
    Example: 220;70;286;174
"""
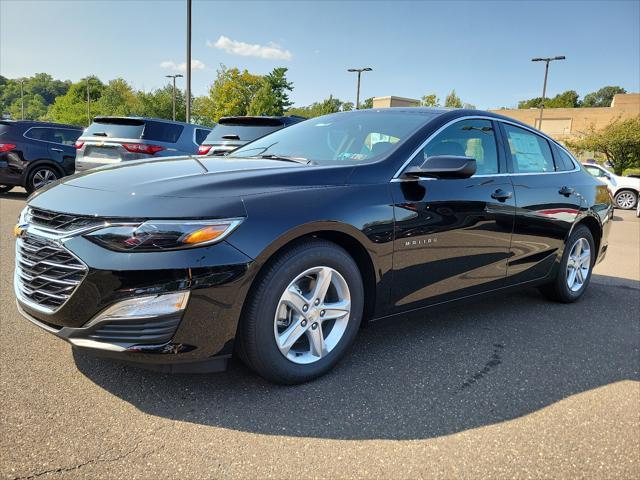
85;218;243;252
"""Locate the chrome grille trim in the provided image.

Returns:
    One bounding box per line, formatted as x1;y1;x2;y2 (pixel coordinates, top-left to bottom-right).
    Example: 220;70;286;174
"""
27;207;105;235
14;233;88;314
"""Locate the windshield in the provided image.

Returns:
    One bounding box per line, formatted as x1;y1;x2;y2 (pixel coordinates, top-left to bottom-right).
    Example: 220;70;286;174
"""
228;111;434;164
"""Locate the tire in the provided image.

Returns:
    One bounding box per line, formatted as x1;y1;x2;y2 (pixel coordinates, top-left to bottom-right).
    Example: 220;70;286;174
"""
238;239;364;384
614;190;638;210
26;165;60;193
539;225;595;303
0;185;13;194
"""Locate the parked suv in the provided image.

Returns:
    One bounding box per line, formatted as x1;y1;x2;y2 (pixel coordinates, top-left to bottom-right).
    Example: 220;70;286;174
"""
75;117;211;172
582;163;640;209
0;120;83;193
198;116;305;156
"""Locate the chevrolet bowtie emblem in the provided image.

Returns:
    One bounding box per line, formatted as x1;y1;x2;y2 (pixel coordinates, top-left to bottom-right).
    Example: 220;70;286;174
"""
13;223;28;238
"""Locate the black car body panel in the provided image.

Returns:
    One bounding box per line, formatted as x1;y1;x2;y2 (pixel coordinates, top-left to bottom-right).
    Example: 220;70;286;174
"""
0;120;82;189
14;108;613;371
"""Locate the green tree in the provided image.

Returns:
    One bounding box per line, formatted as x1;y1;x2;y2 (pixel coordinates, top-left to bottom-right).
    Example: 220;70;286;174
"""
582;86;627;108
360;97;373;109
421;94;440;107
136;84;186;121
47;76;104;126
247;80;281;116
519;90;581;109
566;116;640;175
286;95;351;118
0;73;70;120
444;90;463;108
206;65;264;121
97;79;139;116
264;67;293;114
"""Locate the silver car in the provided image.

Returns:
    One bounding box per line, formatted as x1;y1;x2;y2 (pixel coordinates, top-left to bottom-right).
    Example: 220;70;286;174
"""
75;117;210;172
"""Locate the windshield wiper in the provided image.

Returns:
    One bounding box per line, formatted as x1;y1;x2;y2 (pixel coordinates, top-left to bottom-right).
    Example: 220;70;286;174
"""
92;132;108;137
257;154;311;165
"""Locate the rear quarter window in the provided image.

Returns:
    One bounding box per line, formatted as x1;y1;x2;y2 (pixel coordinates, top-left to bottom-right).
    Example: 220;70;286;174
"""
142;121;184;143
554;147;577;171
195;128;210;145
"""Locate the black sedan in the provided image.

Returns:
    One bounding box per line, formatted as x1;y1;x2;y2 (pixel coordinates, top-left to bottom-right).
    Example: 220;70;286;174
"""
13;108;613;384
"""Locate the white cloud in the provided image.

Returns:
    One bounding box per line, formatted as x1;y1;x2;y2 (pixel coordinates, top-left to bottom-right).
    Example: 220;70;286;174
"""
207;35;292;61
160;59;206;72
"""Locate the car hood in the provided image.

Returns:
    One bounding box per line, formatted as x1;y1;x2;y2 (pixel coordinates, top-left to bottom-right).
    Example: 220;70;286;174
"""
28;156;354;218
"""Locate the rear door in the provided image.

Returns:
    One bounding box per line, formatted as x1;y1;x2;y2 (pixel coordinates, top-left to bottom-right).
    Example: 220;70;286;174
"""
389;118;515;311
500;122;583;284
47;128;82;174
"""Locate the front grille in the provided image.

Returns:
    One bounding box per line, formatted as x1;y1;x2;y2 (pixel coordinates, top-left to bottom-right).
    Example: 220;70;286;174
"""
15;234;87;311
87;316;182;345
27;207;103;233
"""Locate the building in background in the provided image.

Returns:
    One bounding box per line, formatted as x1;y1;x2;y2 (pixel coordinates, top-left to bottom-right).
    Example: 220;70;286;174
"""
372;96;420;108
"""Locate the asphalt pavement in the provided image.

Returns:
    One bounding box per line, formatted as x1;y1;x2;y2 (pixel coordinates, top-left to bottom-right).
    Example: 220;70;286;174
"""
1;189;638;479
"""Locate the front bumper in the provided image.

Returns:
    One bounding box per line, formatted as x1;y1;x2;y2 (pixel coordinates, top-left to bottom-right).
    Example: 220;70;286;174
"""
15;230;255;370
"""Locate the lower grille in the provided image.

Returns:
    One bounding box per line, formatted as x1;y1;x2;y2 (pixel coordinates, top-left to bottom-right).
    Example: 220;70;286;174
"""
87;316;182;345
15;234;87;311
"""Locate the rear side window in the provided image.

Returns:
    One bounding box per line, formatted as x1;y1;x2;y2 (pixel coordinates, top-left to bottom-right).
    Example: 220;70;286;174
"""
84;119;144;139
195;128;210;145
503;124;555;173
204;124;282;143
142;121;184;143
51;128;82;145
555;147;577;171
584;165;607;178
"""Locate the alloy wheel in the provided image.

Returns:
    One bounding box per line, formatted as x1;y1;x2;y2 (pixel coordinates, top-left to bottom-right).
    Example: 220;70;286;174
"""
566;237;591;292
615;191;637;209
274;266;351;365
32;168;58;190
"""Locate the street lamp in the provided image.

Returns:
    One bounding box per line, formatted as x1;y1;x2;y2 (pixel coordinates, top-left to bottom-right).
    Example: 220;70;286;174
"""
165;74;183;121
347;67;372;109
86;78;91;127
19;79;25;120
185;0;192;123
531;56;566;129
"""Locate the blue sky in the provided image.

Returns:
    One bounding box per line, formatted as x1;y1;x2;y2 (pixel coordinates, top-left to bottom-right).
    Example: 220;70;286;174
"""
1;0;639;109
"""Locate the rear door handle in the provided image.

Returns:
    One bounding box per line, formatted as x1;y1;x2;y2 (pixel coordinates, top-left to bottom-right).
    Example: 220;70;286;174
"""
51;148;63;152
491;189;513;202
559;186;574;197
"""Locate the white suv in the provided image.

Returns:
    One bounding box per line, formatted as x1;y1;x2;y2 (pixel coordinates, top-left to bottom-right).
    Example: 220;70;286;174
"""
583;163;640;209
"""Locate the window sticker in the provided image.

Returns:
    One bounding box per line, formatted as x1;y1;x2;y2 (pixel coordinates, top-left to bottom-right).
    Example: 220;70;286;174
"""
508;132;547;171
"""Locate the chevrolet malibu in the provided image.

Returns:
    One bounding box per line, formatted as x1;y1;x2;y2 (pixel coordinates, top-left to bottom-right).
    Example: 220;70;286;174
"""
13;109;613;384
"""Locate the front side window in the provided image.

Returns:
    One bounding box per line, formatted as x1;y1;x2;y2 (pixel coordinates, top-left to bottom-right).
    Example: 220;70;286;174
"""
503;124;554;173
419;119;499;175
229;111;434;164
25;127;55;142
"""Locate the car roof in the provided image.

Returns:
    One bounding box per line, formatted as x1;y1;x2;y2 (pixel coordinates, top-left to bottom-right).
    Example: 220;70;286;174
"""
217;115;305;126
0;120;82;129
92;116;210;129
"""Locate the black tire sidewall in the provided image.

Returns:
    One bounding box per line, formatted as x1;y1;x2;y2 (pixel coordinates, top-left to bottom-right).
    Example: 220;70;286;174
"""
245;242;364;384
0;185;13;194
555;225;595;302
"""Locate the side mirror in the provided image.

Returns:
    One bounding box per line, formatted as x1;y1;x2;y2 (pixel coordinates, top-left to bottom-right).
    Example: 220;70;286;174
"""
403;155;477;179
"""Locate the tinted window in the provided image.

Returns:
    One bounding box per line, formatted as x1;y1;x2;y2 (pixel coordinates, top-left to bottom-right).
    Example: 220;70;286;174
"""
142;121;184;143
51;128;82;145
420;119;499;175
204;124;282;143
195;128;210;145
229;111;433;164
503;124;555;173
555;147;577;171
84;119;145;139
25;127;55;142
585;165;607;178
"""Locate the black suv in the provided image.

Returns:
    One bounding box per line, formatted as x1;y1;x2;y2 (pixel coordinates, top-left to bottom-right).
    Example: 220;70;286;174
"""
198;116;305;156
0;120;83;193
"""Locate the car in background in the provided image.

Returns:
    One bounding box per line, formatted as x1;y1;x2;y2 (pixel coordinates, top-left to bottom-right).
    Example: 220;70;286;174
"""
198;116;305;156
582;163;640;209
0;120;83;193
74;117;210;172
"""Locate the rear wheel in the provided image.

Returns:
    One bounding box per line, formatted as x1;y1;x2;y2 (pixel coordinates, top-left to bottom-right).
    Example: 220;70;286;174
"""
0;185;13;194
614;190;638;210
539;225;595;303
26;165;60;193
238;240;364;384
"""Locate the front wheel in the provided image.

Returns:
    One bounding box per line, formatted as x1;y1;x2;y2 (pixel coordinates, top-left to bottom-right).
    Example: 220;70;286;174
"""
614;190;638;210
0;185;13;194
539;225;595;303
238;240;364;384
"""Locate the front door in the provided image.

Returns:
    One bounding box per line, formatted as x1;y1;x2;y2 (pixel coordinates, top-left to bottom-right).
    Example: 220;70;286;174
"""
390;118;515;312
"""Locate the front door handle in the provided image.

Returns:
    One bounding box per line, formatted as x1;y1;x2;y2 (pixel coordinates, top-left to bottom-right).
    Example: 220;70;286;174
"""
491;189;513;202
51;148;63;152
559;186;574;197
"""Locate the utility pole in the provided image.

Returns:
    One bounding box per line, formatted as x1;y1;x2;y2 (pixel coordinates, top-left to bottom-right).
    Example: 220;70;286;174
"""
166;74;183;121
531;56;565;130
185;0;192;123
19;79;25;120
86;78;91;126
347;67;372;109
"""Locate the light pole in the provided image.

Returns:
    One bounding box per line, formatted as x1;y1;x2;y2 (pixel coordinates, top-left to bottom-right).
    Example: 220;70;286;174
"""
86;78;91;126
532;56;565;129
185;0;192;123
347;67;372;109
19;79;25;120
165;74;183;121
